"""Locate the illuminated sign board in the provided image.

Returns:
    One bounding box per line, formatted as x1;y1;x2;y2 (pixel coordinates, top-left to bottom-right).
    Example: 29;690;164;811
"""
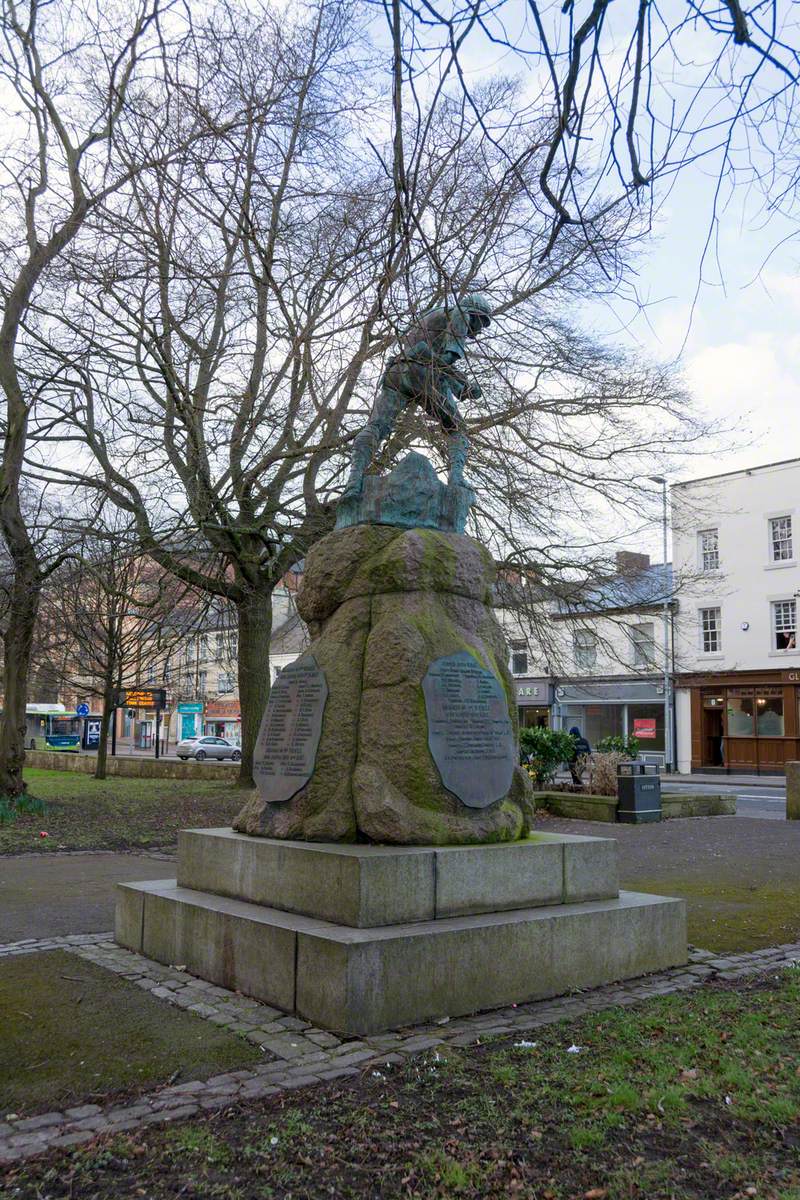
114;687;167;710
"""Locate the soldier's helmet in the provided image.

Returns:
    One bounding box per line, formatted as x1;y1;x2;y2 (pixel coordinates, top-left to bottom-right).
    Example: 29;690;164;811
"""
459;292;492;329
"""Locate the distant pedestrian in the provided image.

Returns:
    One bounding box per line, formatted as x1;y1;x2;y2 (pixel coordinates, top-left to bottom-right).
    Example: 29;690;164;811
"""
568;726;591;785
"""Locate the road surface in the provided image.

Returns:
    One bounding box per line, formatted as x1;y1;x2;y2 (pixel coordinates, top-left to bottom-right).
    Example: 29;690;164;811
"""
662;778;786;820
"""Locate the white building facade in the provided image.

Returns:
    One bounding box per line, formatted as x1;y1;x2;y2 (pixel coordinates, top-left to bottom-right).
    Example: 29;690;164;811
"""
672;458;800;775
499;552;674;766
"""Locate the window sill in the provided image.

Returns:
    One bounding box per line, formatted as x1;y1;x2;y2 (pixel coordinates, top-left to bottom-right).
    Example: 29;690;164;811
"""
698;652;725;660
767;649;800;658
764;561;797;570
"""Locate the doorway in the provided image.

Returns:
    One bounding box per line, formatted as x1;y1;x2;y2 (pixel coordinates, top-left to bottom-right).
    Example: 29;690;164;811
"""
703;706;724;766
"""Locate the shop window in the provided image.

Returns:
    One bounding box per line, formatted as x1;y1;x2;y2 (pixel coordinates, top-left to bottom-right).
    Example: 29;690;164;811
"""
629;703;665;752
510;640;528;675
726;692;754;736
756;691;784;735
630;622;656;667
698;528;719;571
699;607;721;653
583;705;623;748
574;630;597;671
769;516;793;562
772;600;796;650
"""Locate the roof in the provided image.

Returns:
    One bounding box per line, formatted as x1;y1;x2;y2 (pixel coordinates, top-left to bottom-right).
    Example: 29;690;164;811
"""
270;611;309;656
675;456;800;488
556;562;673;617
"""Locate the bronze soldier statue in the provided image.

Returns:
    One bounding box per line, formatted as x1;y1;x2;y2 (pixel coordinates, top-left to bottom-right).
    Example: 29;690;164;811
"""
343;294;492;498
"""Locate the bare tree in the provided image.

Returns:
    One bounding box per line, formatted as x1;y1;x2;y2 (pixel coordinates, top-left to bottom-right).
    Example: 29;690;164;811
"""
21;0;722;787
36;515;206;778
382;0;800;256
0;0;197;796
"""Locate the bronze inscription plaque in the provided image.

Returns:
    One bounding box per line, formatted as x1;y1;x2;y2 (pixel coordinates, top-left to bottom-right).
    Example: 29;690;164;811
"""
422;650;515;808
254;655;328;804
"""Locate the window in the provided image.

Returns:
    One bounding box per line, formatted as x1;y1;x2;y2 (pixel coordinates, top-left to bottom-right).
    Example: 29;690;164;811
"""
698;528;719;571
629;703;665;752
700;607;721;653
726;692;755;736
146;664;156;684
218;672;233;694
756;690;784;735
510;640;528;675
163;661;171;684
630;622;656;667
772;600;796;650
198;670;207;696
574;630;597;671
770;516;793;562
215;633;225;662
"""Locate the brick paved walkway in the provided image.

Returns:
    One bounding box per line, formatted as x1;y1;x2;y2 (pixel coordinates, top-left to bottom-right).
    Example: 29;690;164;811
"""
1;932;798;1165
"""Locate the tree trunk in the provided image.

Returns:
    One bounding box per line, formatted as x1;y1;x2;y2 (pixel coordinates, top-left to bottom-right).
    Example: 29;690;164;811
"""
0;559;42;797
236;590;273;787
95;684;115;781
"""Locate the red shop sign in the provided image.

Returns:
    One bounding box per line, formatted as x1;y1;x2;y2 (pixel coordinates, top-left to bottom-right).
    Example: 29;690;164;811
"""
633;718;657;739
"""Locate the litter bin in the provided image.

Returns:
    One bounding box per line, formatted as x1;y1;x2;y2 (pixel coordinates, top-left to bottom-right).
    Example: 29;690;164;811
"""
617;761;661;823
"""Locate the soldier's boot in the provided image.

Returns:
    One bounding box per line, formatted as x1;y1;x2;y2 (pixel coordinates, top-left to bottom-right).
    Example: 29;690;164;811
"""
447;428;470;488
343;388;401;499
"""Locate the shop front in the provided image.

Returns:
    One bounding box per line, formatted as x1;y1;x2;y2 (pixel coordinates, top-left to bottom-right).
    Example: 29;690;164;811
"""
680;669;800;774
555;678;668;764
203;699;241;745
515;678;553;728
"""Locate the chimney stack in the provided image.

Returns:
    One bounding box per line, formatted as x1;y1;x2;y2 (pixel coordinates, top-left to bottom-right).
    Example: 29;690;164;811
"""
616;550;650;576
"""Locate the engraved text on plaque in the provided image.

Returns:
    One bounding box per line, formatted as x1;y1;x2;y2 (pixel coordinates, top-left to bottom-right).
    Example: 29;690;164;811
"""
254;656;328;804
421;650;515;808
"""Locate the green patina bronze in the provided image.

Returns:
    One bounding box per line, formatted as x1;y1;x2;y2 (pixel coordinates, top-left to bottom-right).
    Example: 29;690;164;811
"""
337;294;492;534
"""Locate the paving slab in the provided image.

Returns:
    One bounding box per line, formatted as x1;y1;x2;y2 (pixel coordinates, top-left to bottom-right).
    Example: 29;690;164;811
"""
0;853;176;941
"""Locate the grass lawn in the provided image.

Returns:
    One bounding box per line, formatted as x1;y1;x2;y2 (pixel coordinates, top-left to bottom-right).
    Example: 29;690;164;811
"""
625;874;800;955
0;951;262;1117
0;769;251;854
4;969;799;1199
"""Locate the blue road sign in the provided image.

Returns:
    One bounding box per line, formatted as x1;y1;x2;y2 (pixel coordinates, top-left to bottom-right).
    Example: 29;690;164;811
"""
76;703;90;717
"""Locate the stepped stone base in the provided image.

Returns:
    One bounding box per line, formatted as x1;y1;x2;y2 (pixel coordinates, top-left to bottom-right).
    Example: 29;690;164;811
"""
175;828;619;926
116;830;687;1035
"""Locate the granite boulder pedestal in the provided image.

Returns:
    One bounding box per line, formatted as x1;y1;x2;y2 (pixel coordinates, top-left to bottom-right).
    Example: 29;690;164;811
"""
233;515;534;844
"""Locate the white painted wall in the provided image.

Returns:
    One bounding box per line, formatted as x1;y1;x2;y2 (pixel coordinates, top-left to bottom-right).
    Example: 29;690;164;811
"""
672;459;800;673
675;685;692;774
498;604;671;680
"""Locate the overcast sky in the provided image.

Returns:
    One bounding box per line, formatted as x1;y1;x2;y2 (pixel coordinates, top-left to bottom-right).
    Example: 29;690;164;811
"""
589;162;798;488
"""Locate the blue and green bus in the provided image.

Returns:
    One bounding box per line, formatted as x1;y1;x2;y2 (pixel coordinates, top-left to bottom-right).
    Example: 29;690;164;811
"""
24;704;82;752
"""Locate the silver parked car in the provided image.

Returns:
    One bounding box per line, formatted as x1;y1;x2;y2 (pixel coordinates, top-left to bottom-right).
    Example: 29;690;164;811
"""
176;735;241;762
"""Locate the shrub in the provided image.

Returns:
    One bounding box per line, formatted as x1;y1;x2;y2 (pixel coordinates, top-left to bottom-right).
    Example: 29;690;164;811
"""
588;751;628;796
520;726;577;786
594;734;640;759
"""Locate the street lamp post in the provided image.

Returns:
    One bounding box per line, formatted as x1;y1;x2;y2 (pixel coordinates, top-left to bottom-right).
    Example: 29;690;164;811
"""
649;475;673;772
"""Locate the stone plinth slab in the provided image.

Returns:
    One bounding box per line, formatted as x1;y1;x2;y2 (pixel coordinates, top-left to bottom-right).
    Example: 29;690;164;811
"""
176;828;619;926
116;878;686;1035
